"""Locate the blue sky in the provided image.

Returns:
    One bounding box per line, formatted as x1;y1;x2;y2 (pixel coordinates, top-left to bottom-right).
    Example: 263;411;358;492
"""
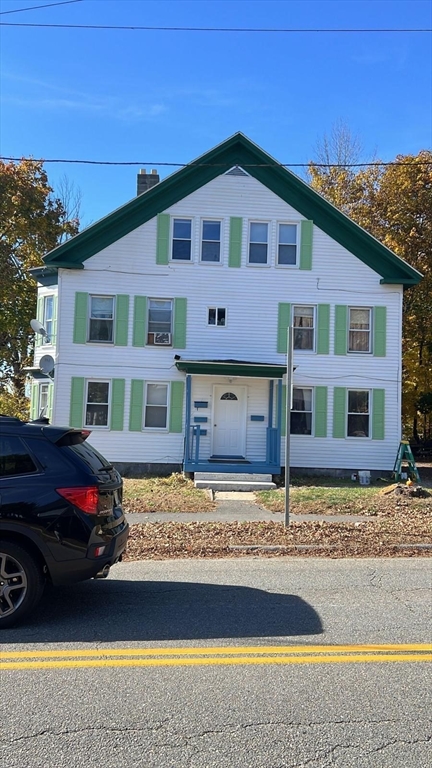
1;0;431;225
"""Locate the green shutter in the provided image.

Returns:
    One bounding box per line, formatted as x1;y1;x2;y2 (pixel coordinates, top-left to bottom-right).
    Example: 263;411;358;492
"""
317;304;330;355
299;220;313;270
73;292;88;344
111;379;125;431
281;384;287;437
30;383;39;420
314;386;328;437
115;295;129;346
132;296;147;347
52;295;58;346
333;387;346;438
229;217;242;268
372;389;385;440
129;379;144;431
70;377;85;427
173;297;187;349
47;384;54;423
334;305;347;355
36;296;44;347
277;303;291;354
169;380;185;433
374;306;387;357
156;213;170;265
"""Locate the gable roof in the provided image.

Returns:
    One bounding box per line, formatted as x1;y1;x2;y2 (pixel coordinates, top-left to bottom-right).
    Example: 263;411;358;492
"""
43;132;422;285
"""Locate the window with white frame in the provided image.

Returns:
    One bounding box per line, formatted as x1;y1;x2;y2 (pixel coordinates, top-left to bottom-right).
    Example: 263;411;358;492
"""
172;218;192;261
208;307;226;326
89;296;114;343
43;295;54;344
347;390;369;437
278;224;297;265
248;222;268;264
85;382;110;427
293;306;315;350
144;383;168;429
201;220;221;262
290;388;313;435
349;308;371;353
39;383;49;417
147;299;173;345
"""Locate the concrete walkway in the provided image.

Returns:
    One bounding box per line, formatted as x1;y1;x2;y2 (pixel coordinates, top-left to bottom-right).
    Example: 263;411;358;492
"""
126;492;372;525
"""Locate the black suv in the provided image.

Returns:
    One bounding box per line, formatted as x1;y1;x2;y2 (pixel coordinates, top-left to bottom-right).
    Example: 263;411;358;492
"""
0;416;129;628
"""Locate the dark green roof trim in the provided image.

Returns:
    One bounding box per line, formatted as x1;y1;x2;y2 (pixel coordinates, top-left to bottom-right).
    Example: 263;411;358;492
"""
43;133;422;286
175;360;287;378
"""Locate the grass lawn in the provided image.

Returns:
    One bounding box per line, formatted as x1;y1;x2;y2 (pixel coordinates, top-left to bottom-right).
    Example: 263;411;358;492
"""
257;480;384;516
123;474;215;514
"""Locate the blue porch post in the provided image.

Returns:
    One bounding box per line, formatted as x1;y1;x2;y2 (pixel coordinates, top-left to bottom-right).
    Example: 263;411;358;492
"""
276;379;282;466
184;375;192;463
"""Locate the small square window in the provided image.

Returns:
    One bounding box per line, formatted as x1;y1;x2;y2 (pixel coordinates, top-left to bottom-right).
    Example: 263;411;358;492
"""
172;218;192;261
278;224;297;265
349;308;371;353
86;382;110;427
248;222;268;264
89;296;114;343
201;220;221;262
145;383;168;428
347;390;369;437
293;306;315;351
208;308;226;326
290;388;313;435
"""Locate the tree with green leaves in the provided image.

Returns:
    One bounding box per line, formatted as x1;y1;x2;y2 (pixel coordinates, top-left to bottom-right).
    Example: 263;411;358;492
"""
309;130;432;440
0;159;79;411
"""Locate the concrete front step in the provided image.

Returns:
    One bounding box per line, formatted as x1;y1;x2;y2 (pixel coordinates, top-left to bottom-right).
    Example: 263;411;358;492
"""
194;472;276;492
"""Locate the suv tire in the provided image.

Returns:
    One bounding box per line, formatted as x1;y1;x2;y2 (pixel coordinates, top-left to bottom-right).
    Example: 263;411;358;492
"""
0;542;45;629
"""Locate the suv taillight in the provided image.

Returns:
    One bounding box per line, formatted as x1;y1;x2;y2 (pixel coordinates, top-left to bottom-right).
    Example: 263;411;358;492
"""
56;486;99;514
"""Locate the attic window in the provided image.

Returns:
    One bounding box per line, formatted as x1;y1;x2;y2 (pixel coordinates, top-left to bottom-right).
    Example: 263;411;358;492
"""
225;166;249;177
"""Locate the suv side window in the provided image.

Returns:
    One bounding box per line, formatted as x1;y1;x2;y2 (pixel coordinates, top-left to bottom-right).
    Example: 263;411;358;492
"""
0;436;38;477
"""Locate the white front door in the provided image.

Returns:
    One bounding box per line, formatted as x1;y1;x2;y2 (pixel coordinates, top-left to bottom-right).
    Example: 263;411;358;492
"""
212;385;247;457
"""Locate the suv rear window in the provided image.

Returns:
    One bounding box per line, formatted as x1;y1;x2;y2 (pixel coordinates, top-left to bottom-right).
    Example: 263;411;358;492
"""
60;435;112;473
0;436;38;477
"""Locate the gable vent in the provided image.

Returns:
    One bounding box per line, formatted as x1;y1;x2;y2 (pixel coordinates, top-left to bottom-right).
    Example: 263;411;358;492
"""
225;166;249;177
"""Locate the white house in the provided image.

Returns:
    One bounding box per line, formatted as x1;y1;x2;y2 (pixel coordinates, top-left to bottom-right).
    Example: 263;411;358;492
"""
29;133;422;477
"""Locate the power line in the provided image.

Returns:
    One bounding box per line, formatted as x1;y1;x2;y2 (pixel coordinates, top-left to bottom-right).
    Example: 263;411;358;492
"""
0;0;83;15
0;21;431;32
1;156;430;168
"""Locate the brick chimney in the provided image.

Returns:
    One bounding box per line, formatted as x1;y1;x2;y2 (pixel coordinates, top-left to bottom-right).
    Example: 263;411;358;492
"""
137;168;160;195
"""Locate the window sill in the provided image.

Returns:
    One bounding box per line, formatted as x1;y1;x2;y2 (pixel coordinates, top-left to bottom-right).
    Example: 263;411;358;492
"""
275;263;299;269
246;263;271;268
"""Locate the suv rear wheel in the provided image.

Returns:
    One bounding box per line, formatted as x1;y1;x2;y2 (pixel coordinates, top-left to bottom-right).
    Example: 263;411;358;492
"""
0;542;45;629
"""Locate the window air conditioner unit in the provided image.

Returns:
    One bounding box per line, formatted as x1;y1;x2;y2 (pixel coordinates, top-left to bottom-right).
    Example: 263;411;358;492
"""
154;332;171;346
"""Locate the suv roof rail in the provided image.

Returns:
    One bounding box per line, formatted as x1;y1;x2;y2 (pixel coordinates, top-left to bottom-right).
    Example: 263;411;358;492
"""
0;415;24;425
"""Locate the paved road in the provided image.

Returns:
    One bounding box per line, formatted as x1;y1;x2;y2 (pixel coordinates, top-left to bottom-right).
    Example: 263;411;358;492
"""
1;558;431;767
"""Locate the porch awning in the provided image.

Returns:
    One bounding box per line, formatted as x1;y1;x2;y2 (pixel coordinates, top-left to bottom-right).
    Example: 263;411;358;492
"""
175;359;288;378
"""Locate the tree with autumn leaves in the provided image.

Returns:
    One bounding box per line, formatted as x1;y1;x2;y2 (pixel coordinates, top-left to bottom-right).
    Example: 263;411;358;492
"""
0;159;79;416
309;134;432;441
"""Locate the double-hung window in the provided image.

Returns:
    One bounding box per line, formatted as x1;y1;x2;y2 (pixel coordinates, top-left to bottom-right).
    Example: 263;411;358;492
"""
145;383;168;429
43;295;54;344
147;299;173;345
293;306;315;350
349;308;371;353
201;220;221;262
347;390;369;437
89;296;114;343
248;222;268;264
278;224;297;265
85;382;110;427
290;388;313;435
39;383;49;417
172;219;192;261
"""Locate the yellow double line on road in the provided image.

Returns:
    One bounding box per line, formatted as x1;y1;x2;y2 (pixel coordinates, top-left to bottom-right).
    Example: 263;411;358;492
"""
1;644;431;671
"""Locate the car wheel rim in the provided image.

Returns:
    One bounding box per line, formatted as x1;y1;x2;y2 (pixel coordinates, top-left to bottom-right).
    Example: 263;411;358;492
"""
0;553;28;618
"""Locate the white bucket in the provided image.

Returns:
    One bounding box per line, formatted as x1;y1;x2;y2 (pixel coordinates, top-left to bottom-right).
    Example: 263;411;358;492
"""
358;470;371;486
